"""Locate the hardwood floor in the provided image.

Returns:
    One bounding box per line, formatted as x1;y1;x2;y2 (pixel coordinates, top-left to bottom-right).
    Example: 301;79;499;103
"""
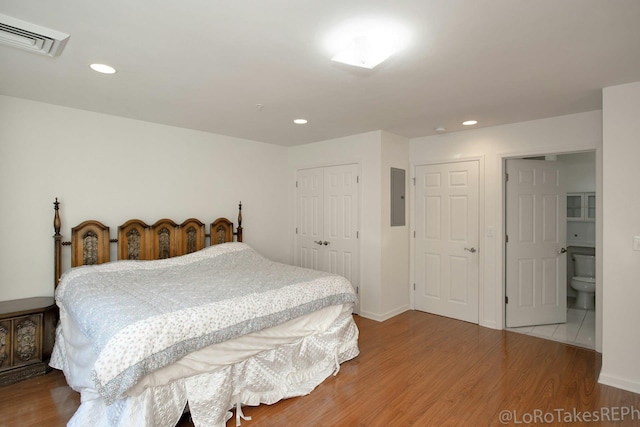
1;311;639;426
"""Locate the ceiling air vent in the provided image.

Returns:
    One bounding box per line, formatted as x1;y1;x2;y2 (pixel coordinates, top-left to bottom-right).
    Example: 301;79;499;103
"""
0;13;69;57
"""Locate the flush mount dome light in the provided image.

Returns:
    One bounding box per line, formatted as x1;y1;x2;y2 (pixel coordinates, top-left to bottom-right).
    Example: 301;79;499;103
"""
326;17;410;69
90;63;116;74
462;120;478;126
293;119;308;124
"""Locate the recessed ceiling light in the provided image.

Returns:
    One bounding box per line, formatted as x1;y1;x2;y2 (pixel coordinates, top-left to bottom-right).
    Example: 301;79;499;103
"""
90;63;116;74
462;120;478;126
294;119;308;124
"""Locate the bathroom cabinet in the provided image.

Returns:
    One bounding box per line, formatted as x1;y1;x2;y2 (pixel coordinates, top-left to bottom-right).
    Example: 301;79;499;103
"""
567;192;596;247
567;192;595;222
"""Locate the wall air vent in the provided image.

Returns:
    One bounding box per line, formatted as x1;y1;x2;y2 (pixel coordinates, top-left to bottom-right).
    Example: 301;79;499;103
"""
0;13;69;57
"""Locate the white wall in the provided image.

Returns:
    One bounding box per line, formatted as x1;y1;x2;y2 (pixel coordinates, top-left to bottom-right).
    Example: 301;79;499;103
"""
0;95;289;302
381;131;410;318
599;81;640;394
558;151;596;193
410;111;602;330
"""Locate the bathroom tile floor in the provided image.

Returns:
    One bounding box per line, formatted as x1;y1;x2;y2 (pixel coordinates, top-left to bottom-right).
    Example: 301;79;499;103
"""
507;299;596;350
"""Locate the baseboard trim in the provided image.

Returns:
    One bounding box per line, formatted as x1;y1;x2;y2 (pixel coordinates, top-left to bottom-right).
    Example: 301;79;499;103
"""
480;320;499;330
359;305;410;322
598;371;640;394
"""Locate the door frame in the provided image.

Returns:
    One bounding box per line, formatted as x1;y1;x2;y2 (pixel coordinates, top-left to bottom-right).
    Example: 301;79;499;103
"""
500;150;600;350
409;156;485;321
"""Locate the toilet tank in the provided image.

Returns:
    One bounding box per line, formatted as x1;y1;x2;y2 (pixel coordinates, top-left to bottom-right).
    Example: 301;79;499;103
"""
573;254;595;277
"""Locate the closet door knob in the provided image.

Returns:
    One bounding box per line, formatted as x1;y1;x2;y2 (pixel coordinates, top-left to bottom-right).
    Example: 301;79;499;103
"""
464;247;477;253
314;240;323;245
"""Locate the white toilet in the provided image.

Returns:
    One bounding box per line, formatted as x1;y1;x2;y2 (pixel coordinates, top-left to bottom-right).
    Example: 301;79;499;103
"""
571;254;596;310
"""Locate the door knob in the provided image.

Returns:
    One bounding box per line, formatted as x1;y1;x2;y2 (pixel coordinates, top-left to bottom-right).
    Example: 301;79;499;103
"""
464;247;477;253
314;240;323;245
558;247;567;254
323;241;330;246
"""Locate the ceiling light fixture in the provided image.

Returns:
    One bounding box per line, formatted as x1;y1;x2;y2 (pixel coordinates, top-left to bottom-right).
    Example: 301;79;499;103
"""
90;63;116;74
326;17;410;69
462;120;478;126
293;119;308;124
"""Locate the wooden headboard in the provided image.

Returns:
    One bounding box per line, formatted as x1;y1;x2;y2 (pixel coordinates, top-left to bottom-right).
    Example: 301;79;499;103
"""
53;199;243;287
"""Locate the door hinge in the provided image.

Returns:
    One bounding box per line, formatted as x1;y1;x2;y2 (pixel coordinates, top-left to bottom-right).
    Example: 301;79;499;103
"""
356;231;359;239
295;227;298;234
413;283;416;291
295;181;298;188
505;173;509;182
412;177;416;186
505;234;509;243
413;230;416;238
505;296;509;304
357;176;360;184
356;286;359;294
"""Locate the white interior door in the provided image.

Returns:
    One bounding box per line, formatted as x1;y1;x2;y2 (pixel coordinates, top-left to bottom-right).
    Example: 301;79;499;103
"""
415;161;479;324
505;159;567;327
296;164;359;295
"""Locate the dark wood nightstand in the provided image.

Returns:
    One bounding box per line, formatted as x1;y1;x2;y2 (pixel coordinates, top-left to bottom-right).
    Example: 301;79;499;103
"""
0;297;58;386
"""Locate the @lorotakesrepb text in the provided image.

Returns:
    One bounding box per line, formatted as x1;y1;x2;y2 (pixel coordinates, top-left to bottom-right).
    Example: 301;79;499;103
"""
498;406;640;424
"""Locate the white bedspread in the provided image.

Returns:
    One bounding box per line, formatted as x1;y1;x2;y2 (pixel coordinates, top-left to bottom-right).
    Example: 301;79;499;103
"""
51;242;360;426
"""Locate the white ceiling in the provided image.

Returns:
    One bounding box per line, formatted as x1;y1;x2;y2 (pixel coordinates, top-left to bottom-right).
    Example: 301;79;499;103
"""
1;1;639;146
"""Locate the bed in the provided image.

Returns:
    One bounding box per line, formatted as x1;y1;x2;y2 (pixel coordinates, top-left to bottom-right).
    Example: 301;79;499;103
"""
49;199;360;427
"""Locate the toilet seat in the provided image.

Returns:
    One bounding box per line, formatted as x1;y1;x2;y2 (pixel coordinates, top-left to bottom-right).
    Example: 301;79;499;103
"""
572;276;595;283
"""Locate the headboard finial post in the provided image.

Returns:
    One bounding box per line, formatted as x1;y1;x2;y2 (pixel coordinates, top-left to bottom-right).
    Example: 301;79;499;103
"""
54;198;62;287
236;201;243;242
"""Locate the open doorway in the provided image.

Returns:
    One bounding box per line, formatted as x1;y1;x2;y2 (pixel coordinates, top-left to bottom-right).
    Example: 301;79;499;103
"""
505;152;596;350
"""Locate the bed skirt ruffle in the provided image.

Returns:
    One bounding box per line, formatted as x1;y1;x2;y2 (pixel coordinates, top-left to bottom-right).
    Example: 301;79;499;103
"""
57;311;359;427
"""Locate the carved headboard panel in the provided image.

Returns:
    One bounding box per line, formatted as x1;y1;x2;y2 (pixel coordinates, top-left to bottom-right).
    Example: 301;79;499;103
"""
118;219;150;261
71;220;110;267
179;219;206;256
211;218;234;245
53;199;243;286
117;218;208;261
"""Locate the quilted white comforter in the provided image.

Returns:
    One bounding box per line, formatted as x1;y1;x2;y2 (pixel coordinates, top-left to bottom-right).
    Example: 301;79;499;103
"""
52;243;359;417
